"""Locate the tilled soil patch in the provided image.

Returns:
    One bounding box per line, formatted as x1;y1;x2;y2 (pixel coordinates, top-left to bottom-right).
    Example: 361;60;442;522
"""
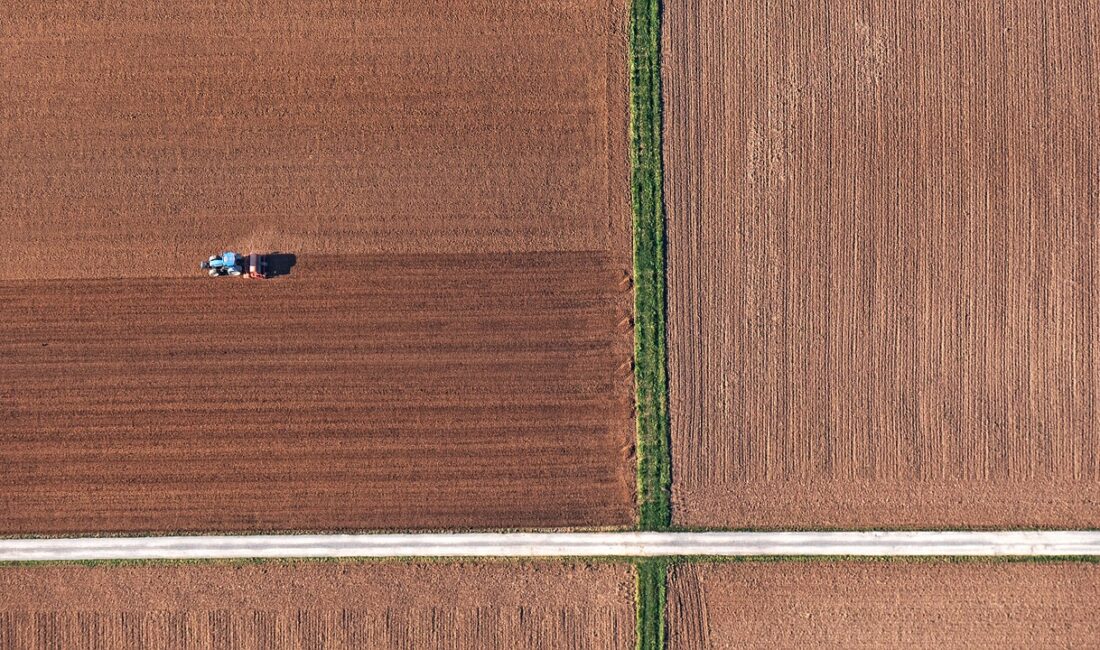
0;253;635;533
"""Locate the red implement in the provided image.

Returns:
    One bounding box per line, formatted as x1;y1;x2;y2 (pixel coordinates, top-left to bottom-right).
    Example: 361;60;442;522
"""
247;253;269;279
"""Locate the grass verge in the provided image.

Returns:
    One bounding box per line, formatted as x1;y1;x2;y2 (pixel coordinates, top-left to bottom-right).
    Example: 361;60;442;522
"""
630;0;670;531
636;559;668;650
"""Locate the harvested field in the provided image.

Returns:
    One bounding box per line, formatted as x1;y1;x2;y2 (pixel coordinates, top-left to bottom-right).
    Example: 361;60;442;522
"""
0;254;633;533
0;0;634;532
668;562;1100;649
0;562;635;648
664;0;1100;527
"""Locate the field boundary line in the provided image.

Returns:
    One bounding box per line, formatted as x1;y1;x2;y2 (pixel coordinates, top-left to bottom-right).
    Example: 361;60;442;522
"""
630;0;671;530
2;532;1100;562
635;558;668;650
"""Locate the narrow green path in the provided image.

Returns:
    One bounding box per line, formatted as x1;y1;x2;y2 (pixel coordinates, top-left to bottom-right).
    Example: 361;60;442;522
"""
631;0;671;534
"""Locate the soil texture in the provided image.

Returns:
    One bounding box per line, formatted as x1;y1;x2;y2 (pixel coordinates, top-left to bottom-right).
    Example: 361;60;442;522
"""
0;562;635;649
668;562;1100;649
0;0;629;280
0;0;633;532
664;0;1100;527
0;254;634;533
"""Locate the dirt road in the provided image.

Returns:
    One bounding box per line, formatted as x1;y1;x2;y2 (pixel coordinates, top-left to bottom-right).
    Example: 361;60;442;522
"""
664;0;1100;527
4;532;1100;562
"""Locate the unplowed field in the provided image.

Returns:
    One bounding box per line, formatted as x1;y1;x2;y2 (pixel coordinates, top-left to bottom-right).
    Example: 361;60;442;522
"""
664;0;1100;526
0;562;635;648
0;0;629;280
0;1;633;531
668;562;1100;649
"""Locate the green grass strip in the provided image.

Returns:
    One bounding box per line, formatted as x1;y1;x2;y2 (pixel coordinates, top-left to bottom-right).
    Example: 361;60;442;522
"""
630;0;671;530
635;559;668;650
631;0;671;639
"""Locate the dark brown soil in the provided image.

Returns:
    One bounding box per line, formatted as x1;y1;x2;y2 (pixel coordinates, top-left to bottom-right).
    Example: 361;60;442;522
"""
669;562;1100;649
0;254;635;533
664;0;1100;527
0;562;635;648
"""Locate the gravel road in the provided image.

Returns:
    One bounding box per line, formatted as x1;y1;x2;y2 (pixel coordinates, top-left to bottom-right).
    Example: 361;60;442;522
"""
2;531;1099;561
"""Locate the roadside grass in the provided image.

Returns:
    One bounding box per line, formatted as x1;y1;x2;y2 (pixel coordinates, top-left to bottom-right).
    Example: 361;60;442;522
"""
630;0;670;532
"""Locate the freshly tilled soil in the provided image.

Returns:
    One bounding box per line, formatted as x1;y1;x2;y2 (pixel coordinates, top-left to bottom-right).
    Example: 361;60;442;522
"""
0;254;635;533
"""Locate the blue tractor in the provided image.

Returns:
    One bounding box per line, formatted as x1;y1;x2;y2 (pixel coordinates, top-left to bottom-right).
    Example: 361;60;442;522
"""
201;252;270;279
201;251;244;277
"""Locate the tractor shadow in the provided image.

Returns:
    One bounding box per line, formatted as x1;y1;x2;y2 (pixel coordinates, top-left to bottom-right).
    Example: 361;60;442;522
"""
265;253;297;278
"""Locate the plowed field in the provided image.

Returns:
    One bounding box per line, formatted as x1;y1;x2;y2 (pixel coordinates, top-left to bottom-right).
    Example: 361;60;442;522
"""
664;0;1100;527
668;562;1100;648
0;562;635;648
0;254;633;533
0;1;634;532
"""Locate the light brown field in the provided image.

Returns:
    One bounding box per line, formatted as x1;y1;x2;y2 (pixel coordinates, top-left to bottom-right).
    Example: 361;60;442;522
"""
668;562;1100;649
0;1;634;532
0;0;630;280
0;562;635;649
664;0;1100;527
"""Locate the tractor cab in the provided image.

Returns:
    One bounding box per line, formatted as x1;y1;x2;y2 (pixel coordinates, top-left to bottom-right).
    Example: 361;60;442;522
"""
201;251;243;276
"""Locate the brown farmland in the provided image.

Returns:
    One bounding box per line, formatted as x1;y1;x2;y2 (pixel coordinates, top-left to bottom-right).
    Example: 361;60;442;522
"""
0;0;630;280
0;562;635;649
0;1;634;532
664;0;1100;527
0;254;633;533
668;562;1100;649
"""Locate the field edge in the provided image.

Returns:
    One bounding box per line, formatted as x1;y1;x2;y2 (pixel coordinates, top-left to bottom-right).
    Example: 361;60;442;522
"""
630;0;672;531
